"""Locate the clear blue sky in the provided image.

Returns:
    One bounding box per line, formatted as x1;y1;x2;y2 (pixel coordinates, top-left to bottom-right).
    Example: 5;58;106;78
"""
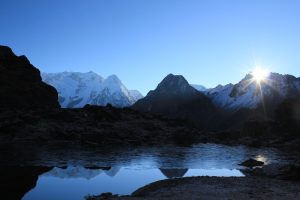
1;0;300;95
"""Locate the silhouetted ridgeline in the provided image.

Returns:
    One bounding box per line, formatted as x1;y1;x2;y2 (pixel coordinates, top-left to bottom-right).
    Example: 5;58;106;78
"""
132;74;216;129
0;45;59;109
0;45;299;152
133;71;300;132
0;46;202;148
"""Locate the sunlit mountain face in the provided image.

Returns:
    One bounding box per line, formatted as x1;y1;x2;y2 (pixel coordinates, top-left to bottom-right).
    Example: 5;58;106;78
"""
205;71;300;112
42;72;143;108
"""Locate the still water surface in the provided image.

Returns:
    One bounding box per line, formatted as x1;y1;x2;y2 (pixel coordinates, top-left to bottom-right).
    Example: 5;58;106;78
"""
21;144;284;200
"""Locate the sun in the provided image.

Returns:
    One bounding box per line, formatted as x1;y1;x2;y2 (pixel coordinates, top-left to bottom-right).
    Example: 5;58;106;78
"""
251;67;269;83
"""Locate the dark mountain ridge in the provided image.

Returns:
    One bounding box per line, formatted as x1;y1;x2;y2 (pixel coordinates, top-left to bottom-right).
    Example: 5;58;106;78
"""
0;45;299;151
0;46;202;151
205;72;300;130
0;45;59;110
132;74;215;128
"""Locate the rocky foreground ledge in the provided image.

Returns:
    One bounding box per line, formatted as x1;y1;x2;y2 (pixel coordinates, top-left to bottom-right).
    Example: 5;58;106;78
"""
87;176;300;200
87;163;300;200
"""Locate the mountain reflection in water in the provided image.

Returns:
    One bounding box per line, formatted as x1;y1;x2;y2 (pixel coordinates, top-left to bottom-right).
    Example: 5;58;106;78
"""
22;166;243;200
0;144;286;200
159;168;188;178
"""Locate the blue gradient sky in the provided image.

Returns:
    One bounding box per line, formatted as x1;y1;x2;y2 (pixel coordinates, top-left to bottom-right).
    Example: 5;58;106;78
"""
1;0;300;95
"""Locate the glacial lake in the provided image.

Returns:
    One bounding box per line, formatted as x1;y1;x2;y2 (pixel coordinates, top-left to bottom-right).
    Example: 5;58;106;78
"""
2;143;288;200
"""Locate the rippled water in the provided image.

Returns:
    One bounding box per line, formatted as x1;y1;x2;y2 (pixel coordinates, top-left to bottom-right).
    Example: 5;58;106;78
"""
3;143;287;200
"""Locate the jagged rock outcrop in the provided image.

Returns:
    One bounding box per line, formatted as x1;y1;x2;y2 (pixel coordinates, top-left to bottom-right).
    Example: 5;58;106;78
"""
0;45;59;109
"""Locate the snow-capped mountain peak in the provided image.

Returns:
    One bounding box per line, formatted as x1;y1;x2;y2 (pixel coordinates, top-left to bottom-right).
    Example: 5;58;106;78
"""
42;72;143;108
101;74;128;94
205;72;300;110
129;90;144;101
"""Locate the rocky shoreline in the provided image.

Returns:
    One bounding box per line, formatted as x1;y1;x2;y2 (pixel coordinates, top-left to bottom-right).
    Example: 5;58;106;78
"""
87;176;300;200
87;163;300;200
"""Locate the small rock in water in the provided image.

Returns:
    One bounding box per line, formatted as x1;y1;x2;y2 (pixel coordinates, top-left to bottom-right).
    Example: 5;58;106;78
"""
239;158;264;167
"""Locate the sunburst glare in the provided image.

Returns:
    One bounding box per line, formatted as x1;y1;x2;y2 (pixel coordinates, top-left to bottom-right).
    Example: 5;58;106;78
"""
248;66;272;115
251;67;269;83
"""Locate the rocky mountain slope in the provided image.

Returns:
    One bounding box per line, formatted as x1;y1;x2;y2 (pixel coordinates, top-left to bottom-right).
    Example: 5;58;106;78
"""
205;73;300;113
132;74;215;128
0;45;59;109
133;72;300;131
0;45;299;151
42;72;143;108
0;46;202;152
